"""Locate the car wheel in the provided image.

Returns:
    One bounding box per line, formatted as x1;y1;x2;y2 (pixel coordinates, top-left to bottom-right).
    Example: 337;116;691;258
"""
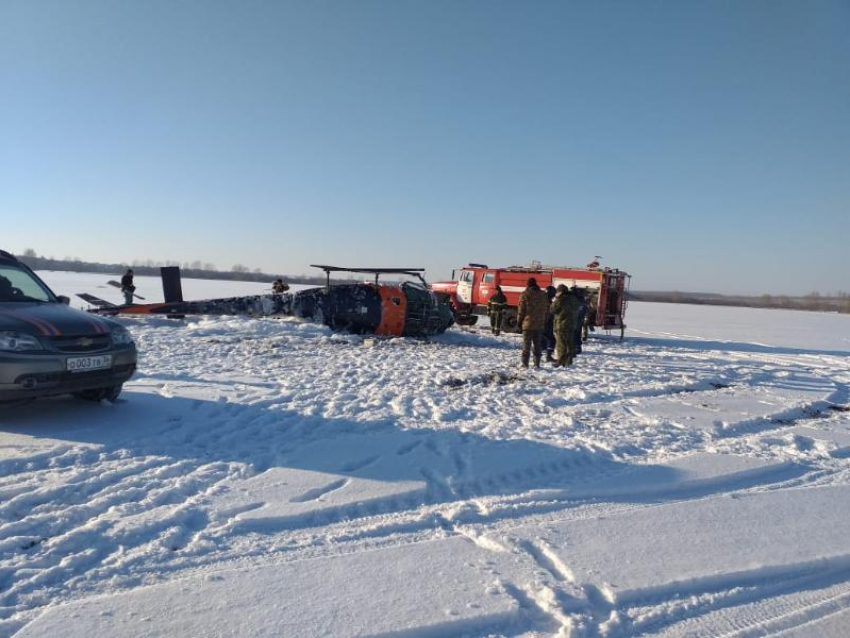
73;388;106;402
455;314;478;326
73;385;122;403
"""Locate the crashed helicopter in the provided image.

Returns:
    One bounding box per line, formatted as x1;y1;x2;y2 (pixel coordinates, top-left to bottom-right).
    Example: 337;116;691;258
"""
79;266;455;338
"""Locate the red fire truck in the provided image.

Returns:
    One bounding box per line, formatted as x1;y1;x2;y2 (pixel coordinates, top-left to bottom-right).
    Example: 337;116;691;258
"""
431;262;631;337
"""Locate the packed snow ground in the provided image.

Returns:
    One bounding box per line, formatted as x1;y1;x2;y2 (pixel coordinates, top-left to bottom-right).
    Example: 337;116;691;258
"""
1;272;849;637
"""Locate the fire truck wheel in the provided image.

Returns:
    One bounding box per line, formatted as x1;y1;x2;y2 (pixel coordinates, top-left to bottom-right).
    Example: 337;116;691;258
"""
455;315;478;326
503;314;519;332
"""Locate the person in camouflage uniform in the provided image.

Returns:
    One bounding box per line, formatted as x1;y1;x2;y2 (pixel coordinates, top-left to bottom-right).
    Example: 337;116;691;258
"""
516;277;549;368
550;284;580;366
487;285;507;336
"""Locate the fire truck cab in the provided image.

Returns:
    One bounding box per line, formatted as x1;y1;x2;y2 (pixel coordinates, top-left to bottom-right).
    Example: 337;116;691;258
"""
431;262;631;338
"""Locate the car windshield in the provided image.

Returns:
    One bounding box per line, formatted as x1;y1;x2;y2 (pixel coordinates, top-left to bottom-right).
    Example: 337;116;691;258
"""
0;264;55;303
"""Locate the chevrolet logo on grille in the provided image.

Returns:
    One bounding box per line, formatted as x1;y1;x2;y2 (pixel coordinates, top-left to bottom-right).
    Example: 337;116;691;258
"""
76;337;94;347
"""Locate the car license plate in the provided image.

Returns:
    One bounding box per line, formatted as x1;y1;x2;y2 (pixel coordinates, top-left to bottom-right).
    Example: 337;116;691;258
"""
67;354;113;373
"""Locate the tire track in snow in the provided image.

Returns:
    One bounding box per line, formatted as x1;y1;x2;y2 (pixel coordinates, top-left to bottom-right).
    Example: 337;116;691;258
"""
0;435;241;624
2;314;848;634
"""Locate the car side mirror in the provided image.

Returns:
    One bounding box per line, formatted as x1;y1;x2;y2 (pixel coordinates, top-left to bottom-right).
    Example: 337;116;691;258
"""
57;295;71;305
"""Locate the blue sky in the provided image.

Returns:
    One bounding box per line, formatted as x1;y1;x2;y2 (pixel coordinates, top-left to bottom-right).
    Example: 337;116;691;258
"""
1;1;847;295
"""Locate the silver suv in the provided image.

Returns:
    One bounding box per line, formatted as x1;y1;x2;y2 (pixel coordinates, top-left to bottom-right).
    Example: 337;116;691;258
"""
0;250;137;403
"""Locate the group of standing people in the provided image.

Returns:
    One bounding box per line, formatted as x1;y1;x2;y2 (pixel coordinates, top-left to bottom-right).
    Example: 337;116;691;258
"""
488;278;589;369
545;282;588;367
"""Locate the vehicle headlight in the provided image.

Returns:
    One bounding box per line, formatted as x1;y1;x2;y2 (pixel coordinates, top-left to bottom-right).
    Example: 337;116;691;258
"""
110;325;135;346
0;331;44;352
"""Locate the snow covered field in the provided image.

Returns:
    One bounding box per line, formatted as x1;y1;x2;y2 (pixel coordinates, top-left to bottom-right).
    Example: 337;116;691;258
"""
1;271;849;637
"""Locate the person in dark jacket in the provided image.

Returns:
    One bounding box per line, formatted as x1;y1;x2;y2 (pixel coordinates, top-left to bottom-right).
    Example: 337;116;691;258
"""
572;287;588;355
516;277;549;368
582;291;598;342
271;278;289;294
542;285;557;362
550;284;580;366
487;285;507;335
120;269;135;305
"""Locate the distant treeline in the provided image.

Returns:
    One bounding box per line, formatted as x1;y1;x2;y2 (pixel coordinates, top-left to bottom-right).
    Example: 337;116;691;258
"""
630;290;850;314
15;250;350;286
14;251;849;313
